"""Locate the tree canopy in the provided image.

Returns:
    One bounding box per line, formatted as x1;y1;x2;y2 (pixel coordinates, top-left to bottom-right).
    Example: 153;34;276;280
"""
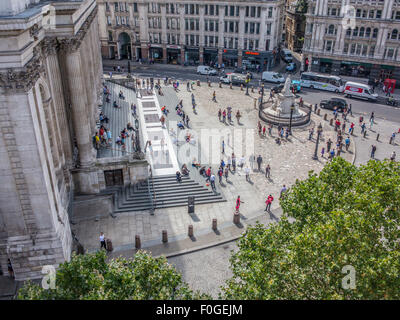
18;250;209;300
221;158;400;299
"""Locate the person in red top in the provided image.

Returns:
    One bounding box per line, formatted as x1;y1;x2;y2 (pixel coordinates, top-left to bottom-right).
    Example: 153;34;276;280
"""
263;126;266;136
205;167;211;182
235;196;243;213
265;194;274;212
349;122;355;135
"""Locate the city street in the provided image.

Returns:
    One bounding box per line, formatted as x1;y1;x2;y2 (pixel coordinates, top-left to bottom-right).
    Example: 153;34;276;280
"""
103;60;400;123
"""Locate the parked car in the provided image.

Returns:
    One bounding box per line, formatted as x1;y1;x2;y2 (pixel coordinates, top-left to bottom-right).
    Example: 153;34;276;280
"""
262;71;285;83
320;98;348;112
281;49;293;63
343;81;378;101
271;80;301;94
197;65;217;75
286;62;296;72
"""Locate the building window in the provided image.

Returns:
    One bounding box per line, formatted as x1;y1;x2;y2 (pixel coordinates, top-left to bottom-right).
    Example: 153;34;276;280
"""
108;31;113;41
256;23;260;34
105;2;110;12
245;22;248;34
369;46;375;57
391;29;398;40
257;7;261;18
267;23;271;35
250;6;256;18
350;43;356;54
359;27;365;37
230;6;234;16
369;10;374;19
245;6;249;17
372;28;378;38
353;27;358;37
236;6;239;17
365;28;371;38
107;15;111;26
362;45;368;56
343;42;349;54
133;3;138;12
268;7;273;18
376;10;382;19
250;22;255;34
396;11;400;20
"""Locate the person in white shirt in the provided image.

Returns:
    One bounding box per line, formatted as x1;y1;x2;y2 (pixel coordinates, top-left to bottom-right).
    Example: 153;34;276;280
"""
100;232;106;249
244;167;250;182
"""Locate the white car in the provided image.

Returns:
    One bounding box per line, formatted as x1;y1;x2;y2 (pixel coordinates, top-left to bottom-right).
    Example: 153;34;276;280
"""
262;71;285;83
197;65;217;75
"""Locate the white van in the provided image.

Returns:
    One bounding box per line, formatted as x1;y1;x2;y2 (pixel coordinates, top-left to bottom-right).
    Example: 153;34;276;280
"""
197;65;217;76
343;81;378;101
262;72;285;84
220;73;246;85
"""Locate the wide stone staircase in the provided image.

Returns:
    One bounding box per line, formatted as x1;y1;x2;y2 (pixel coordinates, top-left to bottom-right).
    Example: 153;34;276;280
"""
111;174;226;213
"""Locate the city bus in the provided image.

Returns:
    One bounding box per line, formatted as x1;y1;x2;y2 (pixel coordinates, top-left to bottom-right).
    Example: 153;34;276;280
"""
300;72;344;93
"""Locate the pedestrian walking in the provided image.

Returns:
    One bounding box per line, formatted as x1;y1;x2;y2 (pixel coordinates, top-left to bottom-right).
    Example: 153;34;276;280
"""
235;196;243;213
321;147;325;158
389;132;396;145
256;155;263;172
210;174;216;190
7;259;14;279
309;127;314;140
222;140;225;154
349;103;353;116
227;156;232;171
280;185;287;199
224;167;229;181
100;232;106;250
244;166;250;181
390;151;396;161
265;164;271;178
370;111;375;123
249;154;255;171
218;168;223;184
265;194;274;212
263;126;266;136
349;122;355;135
218;109;222;121
361;122;366;134
222;110;227;123
232;153;237;172
212;91;217;102
345;137;350;151
371;145;377;158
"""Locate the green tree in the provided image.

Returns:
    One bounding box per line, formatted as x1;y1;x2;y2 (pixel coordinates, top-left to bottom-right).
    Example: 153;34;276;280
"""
221;158;400;299
18;250;209;300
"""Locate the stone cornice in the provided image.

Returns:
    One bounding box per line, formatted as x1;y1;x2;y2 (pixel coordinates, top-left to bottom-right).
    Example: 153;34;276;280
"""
0;5;98;93
0;48;45;92
59;5;98;54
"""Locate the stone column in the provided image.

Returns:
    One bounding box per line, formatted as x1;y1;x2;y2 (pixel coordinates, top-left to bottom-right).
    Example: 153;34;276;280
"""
218;47;223;65
238;50;243;68
162;45;167;64
43;40;73;167
199;46;204;64
181;47;185;64
238;6;245;50
65;49;94;167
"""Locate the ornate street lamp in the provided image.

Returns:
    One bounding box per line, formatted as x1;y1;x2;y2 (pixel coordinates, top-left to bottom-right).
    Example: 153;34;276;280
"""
312;123;323;160
289;104;294;135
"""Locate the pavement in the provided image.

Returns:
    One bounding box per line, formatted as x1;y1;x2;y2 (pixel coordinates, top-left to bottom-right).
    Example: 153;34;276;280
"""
72;76;350;255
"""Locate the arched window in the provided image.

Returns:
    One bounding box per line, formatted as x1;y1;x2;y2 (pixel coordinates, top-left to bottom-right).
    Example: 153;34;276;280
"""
365;27;371;38
372;28;378;38
346;28;351;36
353;27;359;37
391;29;398;39
359;27;365;37
328;24;335;34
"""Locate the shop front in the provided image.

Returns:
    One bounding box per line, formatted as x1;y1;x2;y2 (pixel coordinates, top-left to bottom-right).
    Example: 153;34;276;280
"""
222;49;238;68
184;47;199;65
339;61;371;77
242;51;273;72
318;58;333;73
149;45;163;63
166;45;181;64
204;48;218;66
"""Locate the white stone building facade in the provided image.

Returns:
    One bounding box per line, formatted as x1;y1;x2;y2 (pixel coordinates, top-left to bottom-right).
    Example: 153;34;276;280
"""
97;0;284;69
303;0;400;84
0;0;104;280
